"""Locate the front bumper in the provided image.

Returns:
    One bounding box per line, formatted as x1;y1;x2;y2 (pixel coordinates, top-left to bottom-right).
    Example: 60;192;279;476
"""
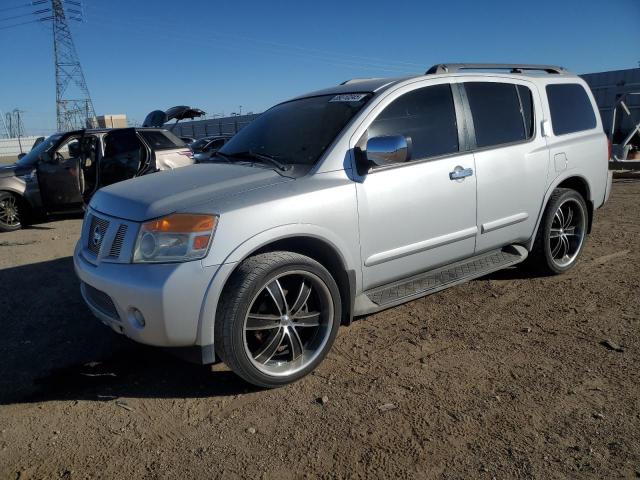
74;241;220;349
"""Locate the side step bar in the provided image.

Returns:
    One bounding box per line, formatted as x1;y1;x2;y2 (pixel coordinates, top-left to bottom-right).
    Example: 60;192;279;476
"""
355;245;528;315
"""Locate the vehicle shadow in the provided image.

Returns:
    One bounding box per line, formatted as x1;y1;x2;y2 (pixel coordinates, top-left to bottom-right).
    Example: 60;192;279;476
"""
477;265;548;281
0;257;255;406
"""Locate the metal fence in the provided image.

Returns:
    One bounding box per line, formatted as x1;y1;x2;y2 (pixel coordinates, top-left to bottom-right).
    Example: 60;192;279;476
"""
581;68;640;136
0;136;41;158
165;114;260;139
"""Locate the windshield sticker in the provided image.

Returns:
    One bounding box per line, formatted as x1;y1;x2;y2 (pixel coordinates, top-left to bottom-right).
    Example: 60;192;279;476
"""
329;94;368;102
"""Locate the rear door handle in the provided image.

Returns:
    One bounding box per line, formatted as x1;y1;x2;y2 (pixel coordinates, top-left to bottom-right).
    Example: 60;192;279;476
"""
449;166;474;180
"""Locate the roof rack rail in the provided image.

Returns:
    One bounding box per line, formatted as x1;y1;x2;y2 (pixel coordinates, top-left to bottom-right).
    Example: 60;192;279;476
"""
425;63;568;75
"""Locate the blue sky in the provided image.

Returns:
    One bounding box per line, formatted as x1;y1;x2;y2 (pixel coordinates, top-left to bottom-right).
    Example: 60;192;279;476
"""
1;0;639;135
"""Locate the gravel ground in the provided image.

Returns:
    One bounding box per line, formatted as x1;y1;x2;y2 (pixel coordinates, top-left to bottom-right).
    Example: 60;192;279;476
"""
0;179;639;479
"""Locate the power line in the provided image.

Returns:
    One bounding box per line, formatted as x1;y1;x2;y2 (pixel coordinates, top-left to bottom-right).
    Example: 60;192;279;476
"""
81;11;416;74
0;18;47;31
0;10;48;22
0;3;32;13
83;3;423;71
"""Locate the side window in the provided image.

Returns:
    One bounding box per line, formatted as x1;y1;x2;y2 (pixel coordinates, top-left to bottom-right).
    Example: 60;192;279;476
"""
101;130;143;186
546;84;597;135
206;139;226;151
367;83;459;161
55;137;80;161
139;130;186;150
465;82;531;148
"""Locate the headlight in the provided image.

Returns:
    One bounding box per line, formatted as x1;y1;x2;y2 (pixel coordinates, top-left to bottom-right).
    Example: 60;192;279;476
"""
133;213;218;263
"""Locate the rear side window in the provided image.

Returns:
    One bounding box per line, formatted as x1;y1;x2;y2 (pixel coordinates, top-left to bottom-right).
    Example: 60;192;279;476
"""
367;83;459;160
465;82;533;148
546;84;597;135
139;130;186;150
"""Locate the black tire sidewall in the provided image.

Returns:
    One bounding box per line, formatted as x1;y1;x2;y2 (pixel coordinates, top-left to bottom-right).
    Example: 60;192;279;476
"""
0;192;21;232
218;252;342;388
541;189;588;274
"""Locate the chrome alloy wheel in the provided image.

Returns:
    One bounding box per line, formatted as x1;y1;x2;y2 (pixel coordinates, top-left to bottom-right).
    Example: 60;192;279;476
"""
549;197;586;268
0;195;19;227
243;270;334;377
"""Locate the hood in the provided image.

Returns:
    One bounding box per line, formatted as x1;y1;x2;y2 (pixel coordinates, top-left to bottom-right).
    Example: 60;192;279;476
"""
90;163;291;221
0;164;17;178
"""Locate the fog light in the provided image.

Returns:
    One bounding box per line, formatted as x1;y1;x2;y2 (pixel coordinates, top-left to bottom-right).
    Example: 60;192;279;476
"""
129;308;146;329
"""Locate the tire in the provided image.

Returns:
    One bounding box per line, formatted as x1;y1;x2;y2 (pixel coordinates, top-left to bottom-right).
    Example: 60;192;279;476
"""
0;192;22;232
527;188;588;275
215;251;342;388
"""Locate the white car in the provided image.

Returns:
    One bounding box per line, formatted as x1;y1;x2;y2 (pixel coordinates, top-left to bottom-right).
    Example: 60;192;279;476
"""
75;63;612;387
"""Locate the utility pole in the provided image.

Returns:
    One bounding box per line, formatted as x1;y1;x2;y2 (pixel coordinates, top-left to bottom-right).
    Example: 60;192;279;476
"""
35;0;95;131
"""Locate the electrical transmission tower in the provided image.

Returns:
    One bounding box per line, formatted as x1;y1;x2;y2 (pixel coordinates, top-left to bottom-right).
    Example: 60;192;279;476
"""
5;110;26;138
36;0;96;132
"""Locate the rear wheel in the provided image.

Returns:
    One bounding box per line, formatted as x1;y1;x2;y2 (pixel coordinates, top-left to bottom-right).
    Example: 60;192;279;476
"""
215;251;341;388
528;188;588;275
0;192;22;232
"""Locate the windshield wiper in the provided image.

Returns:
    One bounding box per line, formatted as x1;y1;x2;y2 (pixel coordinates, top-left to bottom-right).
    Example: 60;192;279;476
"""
218;150;290;171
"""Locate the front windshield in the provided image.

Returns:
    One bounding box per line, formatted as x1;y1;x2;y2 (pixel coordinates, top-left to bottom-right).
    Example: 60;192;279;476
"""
16;134;63;167
218;93;372;165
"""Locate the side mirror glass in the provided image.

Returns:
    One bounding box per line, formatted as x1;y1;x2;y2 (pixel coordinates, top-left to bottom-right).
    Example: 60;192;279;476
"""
365;135;410;166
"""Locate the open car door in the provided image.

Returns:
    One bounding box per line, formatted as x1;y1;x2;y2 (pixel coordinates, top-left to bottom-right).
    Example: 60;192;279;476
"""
36;135;84;212
142;106;205;129
99;128;145;189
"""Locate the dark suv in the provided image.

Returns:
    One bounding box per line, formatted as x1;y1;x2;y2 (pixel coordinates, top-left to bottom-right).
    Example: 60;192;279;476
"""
0;127;192;231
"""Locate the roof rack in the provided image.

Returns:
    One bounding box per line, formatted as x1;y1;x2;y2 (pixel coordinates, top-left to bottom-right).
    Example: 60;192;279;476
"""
425;63;568;75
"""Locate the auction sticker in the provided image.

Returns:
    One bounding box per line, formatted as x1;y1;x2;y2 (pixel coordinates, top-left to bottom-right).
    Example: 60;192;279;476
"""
329;94;368;102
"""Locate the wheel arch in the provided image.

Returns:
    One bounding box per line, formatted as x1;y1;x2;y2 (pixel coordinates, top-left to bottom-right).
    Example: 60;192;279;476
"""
196;228;359;352
249;235;356;326
526;174;594;251
0;188;33;219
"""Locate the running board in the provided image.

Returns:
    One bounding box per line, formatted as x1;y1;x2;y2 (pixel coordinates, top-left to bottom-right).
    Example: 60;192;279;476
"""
356;245;527;315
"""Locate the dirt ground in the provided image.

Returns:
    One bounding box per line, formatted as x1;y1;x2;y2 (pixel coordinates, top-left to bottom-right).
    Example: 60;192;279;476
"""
0;178;639;479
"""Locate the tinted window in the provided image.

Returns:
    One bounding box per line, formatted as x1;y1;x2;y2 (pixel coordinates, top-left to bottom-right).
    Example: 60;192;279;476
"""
139;130;186;150
102;130;143;186
220;94;371;165
546;84;597;135
367;84;458;160
466;82;528;147
190;138;210;151
204;139;226;151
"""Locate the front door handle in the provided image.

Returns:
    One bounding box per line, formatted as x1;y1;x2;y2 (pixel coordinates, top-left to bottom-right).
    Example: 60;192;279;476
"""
449;166;474;181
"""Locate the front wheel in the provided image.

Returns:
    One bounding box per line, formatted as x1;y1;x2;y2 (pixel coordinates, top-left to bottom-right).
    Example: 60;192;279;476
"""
0;192;22;232
215;251;342;388
528;188;588;275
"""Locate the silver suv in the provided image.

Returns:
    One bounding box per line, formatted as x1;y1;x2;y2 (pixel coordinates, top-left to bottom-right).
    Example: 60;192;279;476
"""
74;63;613;388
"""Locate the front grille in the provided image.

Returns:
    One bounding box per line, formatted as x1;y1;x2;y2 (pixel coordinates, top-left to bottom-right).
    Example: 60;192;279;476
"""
83;283;119;320
87;215;110;255
108;224;128;259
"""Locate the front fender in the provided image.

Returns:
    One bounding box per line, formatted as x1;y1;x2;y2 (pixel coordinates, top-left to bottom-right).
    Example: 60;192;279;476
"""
196;223;360;347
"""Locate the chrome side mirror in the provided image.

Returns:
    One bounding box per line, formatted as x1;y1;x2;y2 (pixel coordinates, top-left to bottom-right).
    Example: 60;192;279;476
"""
365;135;410;166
